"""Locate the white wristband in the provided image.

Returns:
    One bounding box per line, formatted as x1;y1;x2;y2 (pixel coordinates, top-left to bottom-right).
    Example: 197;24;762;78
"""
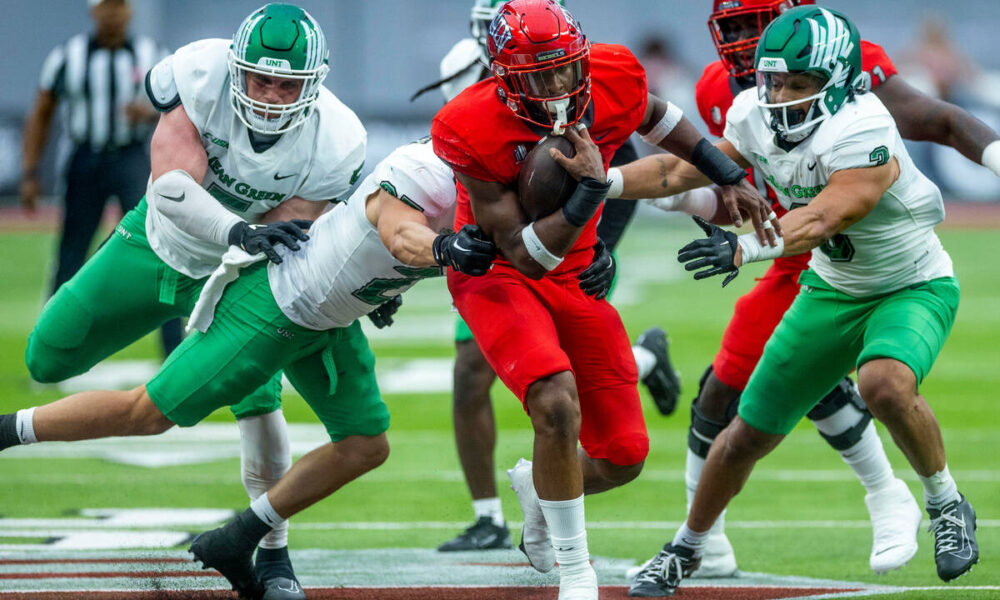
640;101;684;146
982;140;1000;178
647;187;718;220
521;222;564;271
736;232;784;264
606;167;624;199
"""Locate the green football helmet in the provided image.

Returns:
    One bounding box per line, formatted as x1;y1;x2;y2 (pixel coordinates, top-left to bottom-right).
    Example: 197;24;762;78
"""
754;5;862;143
228;3;329;134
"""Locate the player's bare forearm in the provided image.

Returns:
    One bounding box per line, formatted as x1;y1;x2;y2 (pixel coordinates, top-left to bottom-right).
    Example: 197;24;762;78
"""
373;190;438;267
150;105;208;182
768;163;893;259
260;197;327;224
618;154;712;199
456;172;576;279
876;76;1000;164
21;91;57;174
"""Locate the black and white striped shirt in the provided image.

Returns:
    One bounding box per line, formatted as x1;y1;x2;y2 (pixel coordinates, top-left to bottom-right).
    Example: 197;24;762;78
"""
38;33;168;151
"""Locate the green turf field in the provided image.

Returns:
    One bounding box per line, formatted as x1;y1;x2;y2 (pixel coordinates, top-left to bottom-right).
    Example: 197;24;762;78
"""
0;216;997;598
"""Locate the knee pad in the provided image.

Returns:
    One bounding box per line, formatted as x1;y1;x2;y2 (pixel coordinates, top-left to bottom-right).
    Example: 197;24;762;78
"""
807;378;872;451
238;411;292;496
687;402;731;459
604;430;649;466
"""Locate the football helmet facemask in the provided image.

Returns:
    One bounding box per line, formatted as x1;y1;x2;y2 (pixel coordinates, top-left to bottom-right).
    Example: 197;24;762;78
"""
228;3;329;134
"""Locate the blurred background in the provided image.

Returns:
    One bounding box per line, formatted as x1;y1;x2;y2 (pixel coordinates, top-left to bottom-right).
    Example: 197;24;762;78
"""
3;0;1000;203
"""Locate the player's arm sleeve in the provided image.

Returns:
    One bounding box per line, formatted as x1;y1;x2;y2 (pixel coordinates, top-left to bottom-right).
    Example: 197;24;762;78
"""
822;115;896;176
148;169;243;246
145;55;181;113
860;40;898;90
38;44;66;94
430;117;496;182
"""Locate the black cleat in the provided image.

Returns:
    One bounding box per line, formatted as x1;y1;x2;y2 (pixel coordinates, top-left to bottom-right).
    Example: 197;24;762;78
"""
928;494;979;582
437;516;513;552
628;543;700;597
637;327;681;416
190;526;264;600
255;546;305;600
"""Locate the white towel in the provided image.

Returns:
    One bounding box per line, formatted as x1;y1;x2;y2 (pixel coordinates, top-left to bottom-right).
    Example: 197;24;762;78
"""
187;246;266;333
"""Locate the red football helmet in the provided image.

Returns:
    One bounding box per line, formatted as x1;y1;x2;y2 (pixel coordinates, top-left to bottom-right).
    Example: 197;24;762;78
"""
487;0;591;133
709;0;815;79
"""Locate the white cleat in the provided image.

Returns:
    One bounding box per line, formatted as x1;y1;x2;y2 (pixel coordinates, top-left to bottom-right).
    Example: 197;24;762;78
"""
507;458;556;573
558;563;599;600
866;477;921;573
689;529;738;578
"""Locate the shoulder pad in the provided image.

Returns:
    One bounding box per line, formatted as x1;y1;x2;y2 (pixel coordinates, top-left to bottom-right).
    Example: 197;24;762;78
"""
145;55;180;112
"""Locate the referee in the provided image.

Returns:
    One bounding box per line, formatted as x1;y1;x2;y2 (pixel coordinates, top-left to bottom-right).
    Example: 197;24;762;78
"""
19;0;182;356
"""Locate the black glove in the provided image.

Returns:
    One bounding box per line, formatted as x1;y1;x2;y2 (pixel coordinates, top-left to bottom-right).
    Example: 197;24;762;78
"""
432;224;497;276
367;295;403;329
228;219;312;264
677;215;740;287
578;239;615;300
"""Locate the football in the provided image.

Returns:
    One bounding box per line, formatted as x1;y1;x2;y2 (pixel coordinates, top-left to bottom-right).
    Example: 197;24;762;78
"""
517;135;577;220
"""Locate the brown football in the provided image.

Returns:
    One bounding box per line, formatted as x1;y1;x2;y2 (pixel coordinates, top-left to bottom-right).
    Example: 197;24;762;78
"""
517;135;577;220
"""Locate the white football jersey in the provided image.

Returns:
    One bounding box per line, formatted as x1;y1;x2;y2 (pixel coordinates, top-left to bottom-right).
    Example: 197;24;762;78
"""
440;38;488;102
725;89;953;297
144;38;367;279
269;140;456;330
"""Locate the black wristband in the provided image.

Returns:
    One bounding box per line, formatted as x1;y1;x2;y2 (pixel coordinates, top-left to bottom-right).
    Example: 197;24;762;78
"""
691;138;747;186
561;177;611;227
431;233;449;267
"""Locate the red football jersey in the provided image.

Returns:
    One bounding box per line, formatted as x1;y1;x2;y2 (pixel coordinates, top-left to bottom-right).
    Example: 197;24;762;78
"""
432;43;648;275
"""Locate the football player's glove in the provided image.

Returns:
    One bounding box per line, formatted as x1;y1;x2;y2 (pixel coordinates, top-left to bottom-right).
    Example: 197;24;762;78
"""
677;216;740;287
433;225;497;276
228;219;312;265
367;295;403;329
578;239;615;300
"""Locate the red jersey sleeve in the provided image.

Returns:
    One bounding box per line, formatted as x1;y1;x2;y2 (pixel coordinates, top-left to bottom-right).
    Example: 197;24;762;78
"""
431;83;504;183
694;61;735;138
860;40;898;91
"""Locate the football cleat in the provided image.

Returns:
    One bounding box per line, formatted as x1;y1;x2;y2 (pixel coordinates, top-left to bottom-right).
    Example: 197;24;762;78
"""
637;327;682;416
866;478;921;574
557;563;599;600
628;543;700;597
928;494;979;581
507;458;555;572
438;516;513;552
189;526;263;600
255;546;306;600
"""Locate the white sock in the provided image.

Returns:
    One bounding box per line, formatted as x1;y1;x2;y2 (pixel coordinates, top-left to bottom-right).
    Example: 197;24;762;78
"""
685;447;727;535
538;495;589;569
250;493;285;529
672;522;710;553
920;465;961;508
814;415;895;493
633;345;656;380
472;497;505;527
15;408;38;444
238;411;291;549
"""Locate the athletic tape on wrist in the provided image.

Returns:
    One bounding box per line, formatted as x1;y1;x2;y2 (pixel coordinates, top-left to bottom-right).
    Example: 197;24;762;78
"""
691;138;747;186
640;102;684;146
982;140;1000;178
606;168;624;199
737;232;784;264
521;223;564;271
561;177;610;227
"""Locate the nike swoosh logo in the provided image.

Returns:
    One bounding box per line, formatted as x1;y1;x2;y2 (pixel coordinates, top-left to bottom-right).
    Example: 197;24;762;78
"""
159;192;185;202
480;533;498;545
593;132;609;141
807;162;817;171
277;582;300;592
274;172;297;180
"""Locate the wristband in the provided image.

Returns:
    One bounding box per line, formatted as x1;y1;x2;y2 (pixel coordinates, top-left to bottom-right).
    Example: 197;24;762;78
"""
606;167;624;199
736;232;784;264
521;222;564;271
640;101;684;146
691;138;747;186
982;140;1000;178
561;176;611;227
